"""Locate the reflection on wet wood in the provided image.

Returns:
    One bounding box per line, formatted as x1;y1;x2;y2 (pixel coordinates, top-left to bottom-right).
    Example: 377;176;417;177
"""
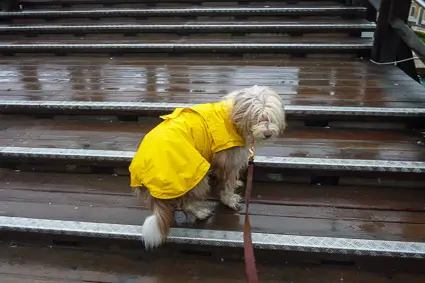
1;169;425;242
0;57;424;108
1;116;424;161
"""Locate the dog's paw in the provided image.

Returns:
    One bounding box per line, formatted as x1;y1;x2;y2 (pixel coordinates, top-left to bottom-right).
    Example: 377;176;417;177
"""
236;180;244;187
185;213;197;226
220;193;242;210
193;207;213;220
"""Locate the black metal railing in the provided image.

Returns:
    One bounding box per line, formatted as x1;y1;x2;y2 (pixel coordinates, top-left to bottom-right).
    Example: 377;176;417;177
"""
363;0;425;82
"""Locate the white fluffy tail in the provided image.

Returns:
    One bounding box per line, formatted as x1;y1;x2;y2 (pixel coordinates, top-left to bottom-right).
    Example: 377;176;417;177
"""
141;215;163;250
135;188;173;250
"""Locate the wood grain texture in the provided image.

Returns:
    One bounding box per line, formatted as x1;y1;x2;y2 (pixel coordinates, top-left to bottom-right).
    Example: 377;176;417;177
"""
1;169;425;241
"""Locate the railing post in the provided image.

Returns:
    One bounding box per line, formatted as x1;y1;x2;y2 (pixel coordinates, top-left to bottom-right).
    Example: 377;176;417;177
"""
1;0;19;11
364;0;378;22
352;0;378;22
372;0;419;82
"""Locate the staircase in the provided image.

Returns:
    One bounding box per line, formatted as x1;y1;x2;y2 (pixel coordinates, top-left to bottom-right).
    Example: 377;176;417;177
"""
1;0;425;281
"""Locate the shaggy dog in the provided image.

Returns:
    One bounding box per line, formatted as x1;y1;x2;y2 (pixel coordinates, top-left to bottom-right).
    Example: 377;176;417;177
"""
129;85;286;249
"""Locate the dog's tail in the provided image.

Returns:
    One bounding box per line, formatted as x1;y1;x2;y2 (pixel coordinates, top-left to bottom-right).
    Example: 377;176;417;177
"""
138;189;173;250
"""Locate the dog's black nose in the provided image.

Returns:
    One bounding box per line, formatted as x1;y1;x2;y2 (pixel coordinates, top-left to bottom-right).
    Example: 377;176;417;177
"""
264;130;272;138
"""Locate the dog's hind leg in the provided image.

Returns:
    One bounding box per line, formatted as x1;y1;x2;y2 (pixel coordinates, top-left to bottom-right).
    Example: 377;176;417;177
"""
183;201;212;220
182;176;212;221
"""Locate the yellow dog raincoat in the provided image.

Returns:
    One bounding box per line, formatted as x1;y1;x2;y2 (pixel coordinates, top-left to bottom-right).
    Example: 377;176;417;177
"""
129;101;245;199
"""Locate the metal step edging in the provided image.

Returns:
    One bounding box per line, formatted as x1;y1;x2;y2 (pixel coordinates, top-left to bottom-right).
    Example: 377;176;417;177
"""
1;216;424;258
0;7;367;18
0;23;377;34
2;101;425;117
1;147;425;173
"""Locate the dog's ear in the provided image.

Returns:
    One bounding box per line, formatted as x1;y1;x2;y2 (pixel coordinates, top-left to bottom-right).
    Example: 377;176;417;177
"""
279;113;287;135
280;121;287;135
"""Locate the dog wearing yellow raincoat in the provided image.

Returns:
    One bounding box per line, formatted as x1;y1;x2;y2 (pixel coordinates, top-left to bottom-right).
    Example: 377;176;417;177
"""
129;85;286;249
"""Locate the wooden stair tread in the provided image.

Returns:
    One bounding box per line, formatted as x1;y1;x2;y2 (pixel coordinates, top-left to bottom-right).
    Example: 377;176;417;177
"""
1;169;425;242
0;57;423;109
1;116;424;162
2;243;423;283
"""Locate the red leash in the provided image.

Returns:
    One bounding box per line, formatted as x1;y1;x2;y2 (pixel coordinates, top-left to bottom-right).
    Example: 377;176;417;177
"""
243;145;259;283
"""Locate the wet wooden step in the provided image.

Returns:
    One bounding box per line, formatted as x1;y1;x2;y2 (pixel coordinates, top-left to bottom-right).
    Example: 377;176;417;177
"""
0;57;424;121
0;19;376;34
1;169;424;258
1;116;424;180
0;37;373;54
18;0;361;7
0;5;367;19
1;116;424;161
3;145;424;178
2;243;424;283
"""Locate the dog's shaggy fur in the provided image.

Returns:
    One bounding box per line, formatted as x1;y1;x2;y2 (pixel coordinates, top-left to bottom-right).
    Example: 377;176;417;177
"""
133;85;286;249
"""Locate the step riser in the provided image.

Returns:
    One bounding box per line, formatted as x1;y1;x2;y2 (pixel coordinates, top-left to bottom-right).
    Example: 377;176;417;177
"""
6;162;425;187
2;216;424;259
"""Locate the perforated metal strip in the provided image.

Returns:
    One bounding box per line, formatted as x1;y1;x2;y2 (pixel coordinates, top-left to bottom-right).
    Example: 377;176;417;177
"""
1;146;425;172
0;7;367;18
1;216;424;258
1;100;425;116
0;43;373;51
0;23;376;33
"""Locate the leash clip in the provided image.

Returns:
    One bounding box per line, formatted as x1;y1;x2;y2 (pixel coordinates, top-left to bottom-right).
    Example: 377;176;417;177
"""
248;142;255;164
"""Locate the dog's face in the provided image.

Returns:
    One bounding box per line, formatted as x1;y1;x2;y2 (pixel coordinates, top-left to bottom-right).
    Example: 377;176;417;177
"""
251;118;281;142
225;85;286;143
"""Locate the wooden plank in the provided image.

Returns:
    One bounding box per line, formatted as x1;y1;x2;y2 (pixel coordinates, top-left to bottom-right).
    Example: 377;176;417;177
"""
0;169;425;209
3;188;425;225
1;116;424;161
1;57;424;108
1;170;425;241
1;244;423;283
2;169;424;211
2;194;425;241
